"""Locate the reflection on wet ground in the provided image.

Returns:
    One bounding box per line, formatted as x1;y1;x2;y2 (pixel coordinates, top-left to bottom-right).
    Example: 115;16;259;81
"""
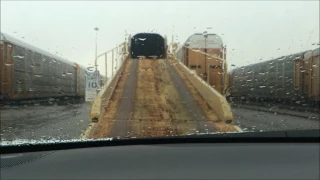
1;98;90;141
232;107;320;132
1;97;319;142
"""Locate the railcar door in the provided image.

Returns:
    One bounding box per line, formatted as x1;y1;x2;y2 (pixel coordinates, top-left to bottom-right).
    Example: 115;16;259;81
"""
0;42;14;99
311;51;319;100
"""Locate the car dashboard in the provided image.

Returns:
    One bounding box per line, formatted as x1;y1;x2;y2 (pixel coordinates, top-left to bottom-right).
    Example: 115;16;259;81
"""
1;131;319;179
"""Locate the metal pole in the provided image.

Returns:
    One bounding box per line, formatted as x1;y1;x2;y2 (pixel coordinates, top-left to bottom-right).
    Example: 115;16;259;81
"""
120;44;123;65
207;63;210;84
105;53;107;78
95;31;97;70
116;48;118;71
94;27;99;71
112;49;114;78
116;58;118;72
223;46;227;95
204;34;207;81
123;43;126;62
116;47;119;69
196;48;199;75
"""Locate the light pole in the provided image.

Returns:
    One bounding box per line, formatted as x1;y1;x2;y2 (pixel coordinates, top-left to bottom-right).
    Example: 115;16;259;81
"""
203;31;208;82
94;27;99;71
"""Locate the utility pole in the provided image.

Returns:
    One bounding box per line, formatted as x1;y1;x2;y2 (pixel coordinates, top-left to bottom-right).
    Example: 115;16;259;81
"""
94;27;99;72
204;31;208;82
94;27;99;88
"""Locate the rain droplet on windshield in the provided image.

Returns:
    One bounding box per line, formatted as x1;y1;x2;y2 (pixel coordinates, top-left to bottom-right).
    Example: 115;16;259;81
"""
13;55;24;59
34;74;43;77
138;38;146;41
87;67;95;72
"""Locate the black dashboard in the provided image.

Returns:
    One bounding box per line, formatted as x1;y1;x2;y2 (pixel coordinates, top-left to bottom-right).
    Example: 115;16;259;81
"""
1;131;319;179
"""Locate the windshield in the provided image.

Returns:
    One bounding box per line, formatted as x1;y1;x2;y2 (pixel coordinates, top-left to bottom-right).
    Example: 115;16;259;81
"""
1;1;319;146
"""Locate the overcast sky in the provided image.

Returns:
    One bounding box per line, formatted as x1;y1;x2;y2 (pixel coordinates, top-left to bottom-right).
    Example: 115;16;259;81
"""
1;1;319;75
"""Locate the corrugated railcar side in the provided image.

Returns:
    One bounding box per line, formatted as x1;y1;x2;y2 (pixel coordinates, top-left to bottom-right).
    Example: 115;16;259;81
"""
229;49;319;103
76;63;86;96
310;48;320;101
176;33;227;95
0;32;86;100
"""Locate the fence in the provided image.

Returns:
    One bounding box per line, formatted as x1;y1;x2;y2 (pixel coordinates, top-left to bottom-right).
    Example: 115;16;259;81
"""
90;41;129;122
95;42;128;82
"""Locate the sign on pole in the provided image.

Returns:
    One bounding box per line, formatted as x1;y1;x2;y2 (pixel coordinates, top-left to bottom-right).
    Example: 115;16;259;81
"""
85;71;100;102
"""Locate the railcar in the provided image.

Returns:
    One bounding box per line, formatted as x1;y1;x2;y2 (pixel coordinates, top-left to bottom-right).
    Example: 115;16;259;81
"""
176;33;227;95
0;32;86;100
228;48;320;103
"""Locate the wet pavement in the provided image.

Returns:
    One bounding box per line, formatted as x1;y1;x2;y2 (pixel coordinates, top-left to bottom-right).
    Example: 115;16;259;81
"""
232;107;320;132
0;99;90;141
2;99;319;142
2;85;319;142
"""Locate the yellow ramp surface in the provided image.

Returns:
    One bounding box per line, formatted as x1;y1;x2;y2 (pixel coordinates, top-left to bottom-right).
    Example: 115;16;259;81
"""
84;59;239;139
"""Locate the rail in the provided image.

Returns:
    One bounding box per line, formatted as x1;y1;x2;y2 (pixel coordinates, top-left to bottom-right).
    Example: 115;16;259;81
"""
90;42;129;122
95;42;128;79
